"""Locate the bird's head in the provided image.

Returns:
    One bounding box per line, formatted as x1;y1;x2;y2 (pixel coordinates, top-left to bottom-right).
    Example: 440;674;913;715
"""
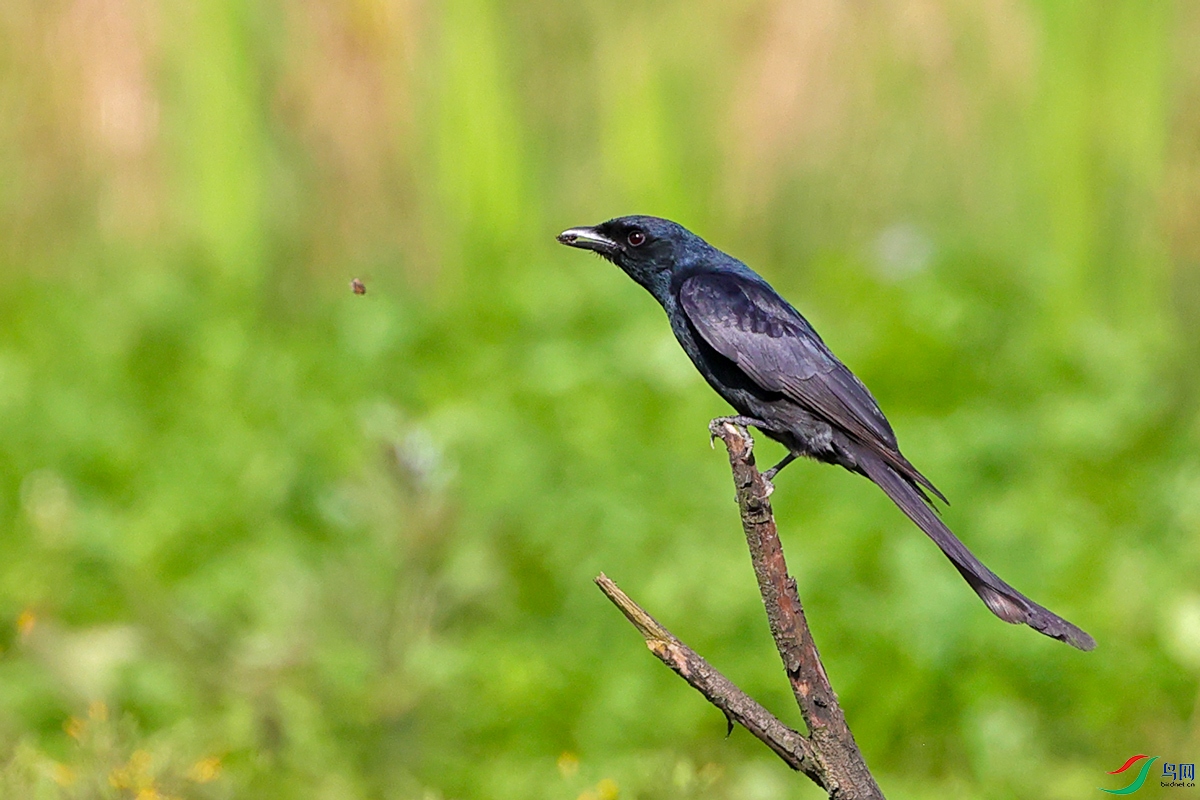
557;215;705;302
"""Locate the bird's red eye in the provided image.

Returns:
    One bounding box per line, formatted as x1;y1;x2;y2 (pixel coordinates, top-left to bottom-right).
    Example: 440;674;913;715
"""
628;230;646;247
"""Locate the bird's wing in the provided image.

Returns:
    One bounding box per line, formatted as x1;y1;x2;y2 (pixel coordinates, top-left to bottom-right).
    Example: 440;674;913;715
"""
680;272;946;502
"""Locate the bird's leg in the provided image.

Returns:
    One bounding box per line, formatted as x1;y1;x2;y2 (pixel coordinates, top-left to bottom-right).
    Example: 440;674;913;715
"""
762;453;797;481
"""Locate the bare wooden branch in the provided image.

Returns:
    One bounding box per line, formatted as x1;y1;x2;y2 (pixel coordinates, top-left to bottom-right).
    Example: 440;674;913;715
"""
596;421;884;800
710;420;883;799
595;573;819;778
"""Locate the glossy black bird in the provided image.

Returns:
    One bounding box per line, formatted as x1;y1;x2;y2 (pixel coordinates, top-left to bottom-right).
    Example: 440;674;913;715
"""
558;215;1094;651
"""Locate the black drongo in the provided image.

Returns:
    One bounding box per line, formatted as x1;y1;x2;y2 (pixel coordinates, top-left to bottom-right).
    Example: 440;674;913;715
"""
558;215;1094;651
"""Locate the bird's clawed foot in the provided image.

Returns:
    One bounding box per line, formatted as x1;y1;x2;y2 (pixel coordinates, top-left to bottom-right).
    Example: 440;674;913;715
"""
708;415;770;447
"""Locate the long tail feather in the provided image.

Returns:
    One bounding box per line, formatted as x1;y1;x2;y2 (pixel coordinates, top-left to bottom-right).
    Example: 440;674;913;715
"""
853;447;1095;651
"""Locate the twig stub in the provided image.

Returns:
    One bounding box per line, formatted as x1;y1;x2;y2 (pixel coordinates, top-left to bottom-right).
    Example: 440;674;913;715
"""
594;574;818;777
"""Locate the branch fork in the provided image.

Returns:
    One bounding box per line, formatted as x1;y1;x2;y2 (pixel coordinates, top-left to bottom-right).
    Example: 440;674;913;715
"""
595;421;884;799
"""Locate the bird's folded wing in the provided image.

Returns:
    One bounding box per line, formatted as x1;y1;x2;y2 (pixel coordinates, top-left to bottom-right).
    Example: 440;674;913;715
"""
679;272;946;503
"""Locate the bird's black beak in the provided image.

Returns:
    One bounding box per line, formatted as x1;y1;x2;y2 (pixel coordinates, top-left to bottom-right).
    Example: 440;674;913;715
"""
557;226;619;257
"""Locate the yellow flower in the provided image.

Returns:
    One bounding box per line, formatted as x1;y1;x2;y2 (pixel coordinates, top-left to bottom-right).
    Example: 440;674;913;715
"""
187;756;222;783
109;767;130;790
130;749;153;776
52;763;74;787
16;609;35;638
597;778;619;800
64;717;85;740
557;751;579;778
111;750;153;790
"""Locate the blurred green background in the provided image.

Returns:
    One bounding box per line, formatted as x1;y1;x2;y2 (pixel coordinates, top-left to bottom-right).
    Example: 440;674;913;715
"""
2;0;1199;797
